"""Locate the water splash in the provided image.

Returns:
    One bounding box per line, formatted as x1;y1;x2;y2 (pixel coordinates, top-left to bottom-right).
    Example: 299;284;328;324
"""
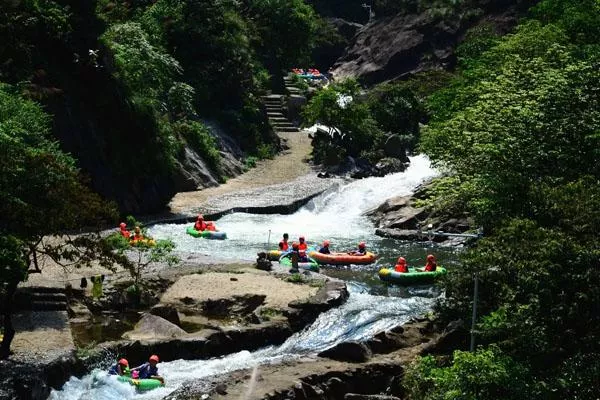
50;285;436;399
148;155;437;262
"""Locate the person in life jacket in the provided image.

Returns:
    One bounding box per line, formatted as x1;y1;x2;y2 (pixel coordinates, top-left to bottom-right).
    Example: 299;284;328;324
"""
319;240;331;254
194;215;208;232
119;222;130;239
132;354;164;384
108;358;130;376
278;233;289;251
131;226;145;242
298;236;308;251
349;242;367;256
394;257;408;273
423;254;437;272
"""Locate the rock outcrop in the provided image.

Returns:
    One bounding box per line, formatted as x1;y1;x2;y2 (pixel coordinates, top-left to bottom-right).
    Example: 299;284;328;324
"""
331;4;523;84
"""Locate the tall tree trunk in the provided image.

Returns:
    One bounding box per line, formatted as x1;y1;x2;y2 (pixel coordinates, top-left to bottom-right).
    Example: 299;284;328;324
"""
0;282;18;359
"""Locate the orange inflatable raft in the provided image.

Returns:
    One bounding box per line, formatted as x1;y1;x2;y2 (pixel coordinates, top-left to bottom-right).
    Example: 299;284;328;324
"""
308;251;377;265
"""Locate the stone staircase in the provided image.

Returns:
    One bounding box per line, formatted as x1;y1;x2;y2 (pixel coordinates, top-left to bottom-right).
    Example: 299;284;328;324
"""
283;75;302;96
262;94;300;133
15;286;68;311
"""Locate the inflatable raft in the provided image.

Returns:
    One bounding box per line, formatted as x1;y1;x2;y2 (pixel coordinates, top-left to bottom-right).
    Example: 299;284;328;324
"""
279;256;320;272
117;376;164;391
378;266;447;285
130;238;156;247
308;251;377;265
186;226;227;240
267;249;282;261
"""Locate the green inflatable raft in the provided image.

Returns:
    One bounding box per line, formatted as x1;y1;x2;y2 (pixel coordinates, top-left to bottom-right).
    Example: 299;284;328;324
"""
378;266;447;285
279;256;320;272
186;226;227;240
117;376;164;391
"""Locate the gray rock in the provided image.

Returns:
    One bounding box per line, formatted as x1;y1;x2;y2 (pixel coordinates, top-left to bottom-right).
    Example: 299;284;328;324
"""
122;313;187;340
318;341;372;363
150;304;181;326
374;157;407;176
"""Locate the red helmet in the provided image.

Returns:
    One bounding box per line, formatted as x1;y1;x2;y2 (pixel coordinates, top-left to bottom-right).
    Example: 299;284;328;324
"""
292;242;299;250
323;240;330;247
149;354;159;363
119;222;126;229
299;236;305;241
397;257;406;264
427;254;435;261
358;242;366;249
118;358;129;366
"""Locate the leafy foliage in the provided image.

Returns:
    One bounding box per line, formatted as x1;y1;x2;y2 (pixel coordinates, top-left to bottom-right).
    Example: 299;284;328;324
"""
404;346;536;400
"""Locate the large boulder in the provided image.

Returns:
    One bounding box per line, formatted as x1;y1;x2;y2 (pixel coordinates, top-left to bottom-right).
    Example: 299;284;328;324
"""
383;135;410;162
331;5;523;85
150;304;181;326
374;157;408;176
122;313;187;341
364;195;427;229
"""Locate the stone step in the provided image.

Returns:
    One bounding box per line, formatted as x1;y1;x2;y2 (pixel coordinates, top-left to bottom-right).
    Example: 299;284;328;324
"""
31;292;67;303
275;126;301;133
272;122;296;128
21;286;66;294
265;105;282;110
267;112;285;118
269;117;288;122
31;301;68;311
261;95;284;100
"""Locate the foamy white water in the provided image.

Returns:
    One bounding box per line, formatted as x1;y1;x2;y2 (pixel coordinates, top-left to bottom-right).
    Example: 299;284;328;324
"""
148;155;437;261
50;284;436;399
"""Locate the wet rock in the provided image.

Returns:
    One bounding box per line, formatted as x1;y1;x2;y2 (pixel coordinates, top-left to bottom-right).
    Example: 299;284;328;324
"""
287;280;348;331
122;313;187;340
345;395;400;400
200;294;266;319
374;157;408;176
318;341;372;363
364;195;426;230
422;319;469;354
325;377;348;398
383;135;410;162
150;304;181;326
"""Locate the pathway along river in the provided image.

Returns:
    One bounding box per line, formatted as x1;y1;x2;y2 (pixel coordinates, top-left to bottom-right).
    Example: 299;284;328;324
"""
51;155;460;399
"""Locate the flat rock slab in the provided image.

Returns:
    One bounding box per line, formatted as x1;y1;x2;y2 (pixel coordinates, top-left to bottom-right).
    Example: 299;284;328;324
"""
10;311;74;364
160;272;319;310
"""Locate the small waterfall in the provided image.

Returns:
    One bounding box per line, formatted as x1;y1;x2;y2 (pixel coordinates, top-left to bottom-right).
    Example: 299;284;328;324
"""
50;284;437;399
148;155;438;261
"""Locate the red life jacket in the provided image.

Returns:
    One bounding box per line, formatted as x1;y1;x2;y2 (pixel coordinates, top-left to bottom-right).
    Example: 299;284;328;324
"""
424;262;437;272
395;263;408;273
120;228;130;239
195;221;207;231
298;242;308;251
279;241;289;251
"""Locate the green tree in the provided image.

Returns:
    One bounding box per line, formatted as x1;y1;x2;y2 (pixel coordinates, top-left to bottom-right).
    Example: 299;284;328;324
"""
303;79;382;163
404;346;536;400
0;84;118;358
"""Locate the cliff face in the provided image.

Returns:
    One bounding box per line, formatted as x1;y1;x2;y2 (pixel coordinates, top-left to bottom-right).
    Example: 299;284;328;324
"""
331;3;524;84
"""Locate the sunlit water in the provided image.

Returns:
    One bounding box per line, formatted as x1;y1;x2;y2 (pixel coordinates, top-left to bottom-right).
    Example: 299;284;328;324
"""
148;155;440;267
51;155;451;399
50;284;438;399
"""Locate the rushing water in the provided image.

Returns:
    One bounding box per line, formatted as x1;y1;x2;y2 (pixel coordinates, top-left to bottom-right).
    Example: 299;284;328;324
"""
50;283;438;400
51;155;451;399
148;155;442;266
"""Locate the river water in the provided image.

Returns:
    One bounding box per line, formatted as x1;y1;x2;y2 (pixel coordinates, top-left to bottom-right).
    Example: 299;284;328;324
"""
50;155;455;399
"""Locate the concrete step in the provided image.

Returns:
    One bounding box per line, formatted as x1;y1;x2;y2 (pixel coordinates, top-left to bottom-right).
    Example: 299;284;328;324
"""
265;105;282;110
267;112;285;118
261;95;284;101
269;117;288;122
272;122;296;128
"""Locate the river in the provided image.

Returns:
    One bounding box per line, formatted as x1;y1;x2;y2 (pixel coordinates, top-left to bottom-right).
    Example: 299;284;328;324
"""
50;155;455;399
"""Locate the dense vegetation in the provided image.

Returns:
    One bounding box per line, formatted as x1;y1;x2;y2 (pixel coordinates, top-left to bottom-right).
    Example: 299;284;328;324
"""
303;79;423;165
404;0;600;398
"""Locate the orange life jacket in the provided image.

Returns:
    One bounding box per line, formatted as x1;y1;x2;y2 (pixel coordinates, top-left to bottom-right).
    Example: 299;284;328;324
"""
195;221;207;231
